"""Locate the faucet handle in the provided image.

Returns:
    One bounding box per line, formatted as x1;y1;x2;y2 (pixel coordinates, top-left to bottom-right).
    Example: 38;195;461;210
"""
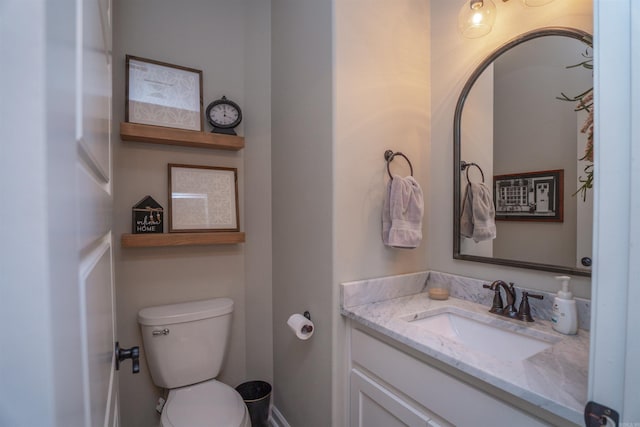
517;291;544;322
483;283;504;314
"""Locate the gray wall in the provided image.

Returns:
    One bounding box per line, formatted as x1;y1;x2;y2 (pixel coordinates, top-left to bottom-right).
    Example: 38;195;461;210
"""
113;1;271;426
271;1;334;426
333;1;431;282
271;2;431;424
243;0;274;386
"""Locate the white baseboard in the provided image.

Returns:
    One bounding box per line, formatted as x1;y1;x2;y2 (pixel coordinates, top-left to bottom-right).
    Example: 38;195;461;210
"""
269;406;291;427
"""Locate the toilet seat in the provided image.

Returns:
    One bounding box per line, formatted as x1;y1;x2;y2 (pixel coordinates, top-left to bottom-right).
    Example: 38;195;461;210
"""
161;380;249;427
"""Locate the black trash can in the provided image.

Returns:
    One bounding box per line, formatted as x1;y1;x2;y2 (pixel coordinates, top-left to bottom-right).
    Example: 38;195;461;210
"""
236;380;272;427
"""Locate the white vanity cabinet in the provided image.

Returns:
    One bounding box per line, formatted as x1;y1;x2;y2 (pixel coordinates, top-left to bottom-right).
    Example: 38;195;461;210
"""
349;326;563;427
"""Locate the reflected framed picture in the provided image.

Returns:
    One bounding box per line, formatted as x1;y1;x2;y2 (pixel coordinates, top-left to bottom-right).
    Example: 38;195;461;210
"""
126;55;203;131
168;164;239;232
494;169;563;222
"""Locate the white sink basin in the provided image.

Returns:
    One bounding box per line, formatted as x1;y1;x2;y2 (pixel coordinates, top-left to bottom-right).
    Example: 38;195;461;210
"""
406;309;558;362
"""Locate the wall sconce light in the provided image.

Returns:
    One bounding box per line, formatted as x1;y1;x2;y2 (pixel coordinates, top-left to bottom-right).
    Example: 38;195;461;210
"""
458;0;555;39
458;0;497;39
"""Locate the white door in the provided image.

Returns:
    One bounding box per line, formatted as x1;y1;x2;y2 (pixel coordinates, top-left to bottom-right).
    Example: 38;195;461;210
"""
589;0;640;424
78;1;120;424
0;0;117;426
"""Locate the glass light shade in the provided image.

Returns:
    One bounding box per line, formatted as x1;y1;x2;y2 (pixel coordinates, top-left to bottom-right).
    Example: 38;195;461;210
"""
458;0;497;39
522;0;555;6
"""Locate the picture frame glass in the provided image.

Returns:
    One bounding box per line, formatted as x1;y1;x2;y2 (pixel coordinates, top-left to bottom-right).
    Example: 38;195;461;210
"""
169;165;239;232
126;56;203;131
494;169;564;222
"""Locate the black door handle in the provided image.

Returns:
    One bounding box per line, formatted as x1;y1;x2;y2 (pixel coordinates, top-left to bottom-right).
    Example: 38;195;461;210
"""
115;342;140;374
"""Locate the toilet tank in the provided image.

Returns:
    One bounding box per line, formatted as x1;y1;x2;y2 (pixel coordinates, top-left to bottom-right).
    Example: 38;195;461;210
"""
138;298;233;389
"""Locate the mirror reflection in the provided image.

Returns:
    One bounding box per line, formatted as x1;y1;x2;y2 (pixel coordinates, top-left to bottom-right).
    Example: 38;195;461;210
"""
453;28;593;277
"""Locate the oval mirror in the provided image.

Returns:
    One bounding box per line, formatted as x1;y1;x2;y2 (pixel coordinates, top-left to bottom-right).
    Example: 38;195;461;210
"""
453;27;593;277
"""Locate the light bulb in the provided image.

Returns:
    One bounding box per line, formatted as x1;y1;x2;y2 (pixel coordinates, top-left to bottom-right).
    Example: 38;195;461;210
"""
523;0;555;6
458;0;497;39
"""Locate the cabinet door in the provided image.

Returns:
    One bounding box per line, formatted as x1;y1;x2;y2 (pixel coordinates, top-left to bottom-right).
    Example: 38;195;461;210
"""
351;369;433;427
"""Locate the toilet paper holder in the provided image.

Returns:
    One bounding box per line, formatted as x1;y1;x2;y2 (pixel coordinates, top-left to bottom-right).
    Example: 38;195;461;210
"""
287;311;314;339
302;311;313;333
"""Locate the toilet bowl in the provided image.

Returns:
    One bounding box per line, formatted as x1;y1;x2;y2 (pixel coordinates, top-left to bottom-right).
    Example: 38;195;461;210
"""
138;298;249;427
160;380;249;427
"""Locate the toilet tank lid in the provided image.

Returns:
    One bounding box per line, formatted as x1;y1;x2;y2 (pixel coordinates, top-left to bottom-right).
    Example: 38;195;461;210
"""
138;298;234;326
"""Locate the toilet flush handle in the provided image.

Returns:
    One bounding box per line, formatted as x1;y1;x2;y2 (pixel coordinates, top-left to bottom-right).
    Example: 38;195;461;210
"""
115;342;140;374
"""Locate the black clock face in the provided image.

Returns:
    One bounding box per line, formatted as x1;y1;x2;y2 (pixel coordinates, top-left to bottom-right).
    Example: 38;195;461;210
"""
206;97;242;129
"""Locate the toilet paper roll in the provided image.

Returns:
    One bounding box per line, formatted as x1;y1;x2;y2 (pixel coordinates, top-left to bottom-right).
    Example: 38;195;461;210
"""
287;314;314;340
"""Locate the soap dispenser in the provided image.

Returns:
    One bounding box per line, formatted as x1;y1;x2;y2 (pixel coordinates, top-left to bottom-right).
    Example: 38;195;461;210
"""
551;276;578;335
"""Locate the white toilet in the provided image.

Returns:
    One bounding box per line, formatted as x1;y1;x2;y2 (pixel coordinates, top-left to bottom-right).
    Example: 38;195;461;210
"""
138;298;250;427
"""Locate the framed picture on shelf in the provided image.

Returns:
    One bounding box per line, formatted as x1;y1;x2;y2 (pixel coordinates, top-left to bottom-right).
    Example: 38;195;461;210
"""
126;55;203;131
494;169;563;222
168;164;239;232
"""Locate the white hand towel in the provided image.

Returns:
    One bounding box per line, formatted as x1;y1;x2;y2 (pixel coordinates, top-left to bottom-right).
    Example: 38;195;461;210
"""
382;175;424;248
460;182;496;243
460;183;475;239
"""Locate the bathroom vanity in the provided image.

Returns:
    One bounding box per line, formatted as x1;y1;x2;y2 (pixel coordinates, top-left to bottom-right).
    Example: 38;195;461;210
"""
341;272;589;427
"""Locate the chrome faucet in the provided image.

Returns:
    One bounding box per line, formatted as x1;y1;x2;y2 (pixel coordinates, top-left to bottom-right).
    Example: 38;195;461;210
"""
482;280;543;322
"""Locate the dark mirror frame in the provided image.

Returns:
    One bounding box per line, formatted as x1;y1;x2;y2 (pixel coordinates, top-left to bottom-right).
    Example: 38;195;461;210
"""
453;27;593;277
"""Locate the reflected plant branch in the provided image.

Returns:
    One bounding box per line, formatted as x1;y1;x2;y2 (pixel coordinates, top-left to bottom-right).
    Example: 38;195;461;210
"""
557;49;593;202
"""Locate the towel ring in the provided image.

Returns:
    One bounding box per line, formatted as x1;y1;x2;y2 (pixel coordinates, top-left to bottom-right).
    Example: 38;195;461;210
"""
460;160;485;184
384;150;414;179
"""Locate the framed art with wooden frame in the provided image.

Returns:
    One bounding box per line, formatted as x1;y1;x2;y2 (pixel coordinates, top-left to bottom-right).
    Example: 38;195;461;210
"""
493;169;564;222
168;164;239;232
126;55;204;131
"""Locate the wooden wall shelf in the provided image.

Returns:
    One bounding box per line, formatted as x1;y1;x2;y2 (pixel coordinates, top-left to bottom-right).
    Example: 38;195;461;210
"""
121;232;245;248
120;122;244;151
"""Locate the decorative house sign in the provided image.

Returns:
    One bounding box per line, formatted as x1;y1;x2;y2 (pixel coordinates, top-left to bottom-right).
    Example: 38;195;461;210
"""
132;196;164;234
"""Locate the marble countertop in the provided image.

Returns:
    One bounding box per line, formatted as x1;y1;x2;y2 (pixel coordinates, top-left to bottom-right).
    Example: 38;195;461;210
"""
341;291;589;425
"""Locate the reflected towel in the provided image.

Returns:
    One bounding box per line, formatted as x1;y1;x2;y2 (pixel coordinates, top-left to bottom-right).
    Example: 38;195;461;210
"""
382;175;424;248
460;182;496;243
